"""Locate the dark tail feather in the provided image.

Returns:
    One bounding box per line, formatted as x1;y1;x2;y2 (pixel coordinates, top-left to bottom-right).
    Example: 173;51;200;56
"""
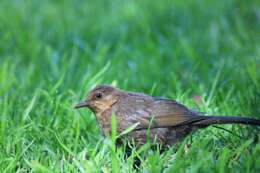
193;116;260;127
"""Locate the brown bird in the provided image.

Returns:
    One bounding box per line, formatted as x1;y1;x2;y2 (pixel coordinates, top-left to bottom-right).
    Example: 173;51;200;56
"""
75;84;260;146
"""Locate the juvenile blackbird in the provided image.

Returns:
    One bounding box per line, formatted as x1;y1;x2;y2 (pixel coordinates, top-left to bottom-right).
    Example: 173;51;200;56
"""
75;84;260;145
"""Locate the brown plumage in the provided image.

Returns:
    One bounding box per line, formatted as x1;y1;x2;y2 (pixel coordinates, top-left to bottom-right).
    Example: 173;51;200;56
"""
75;84;260;145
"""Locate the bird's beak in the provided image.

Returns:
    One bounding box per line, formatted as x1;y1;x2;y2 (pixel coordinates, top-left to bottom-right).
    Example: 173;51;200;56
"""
74;101;90;109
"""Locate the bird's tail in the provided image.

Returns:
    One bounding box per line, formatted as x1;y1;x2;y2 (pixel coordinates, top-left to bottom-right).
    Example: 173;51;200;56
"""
193;115;260;127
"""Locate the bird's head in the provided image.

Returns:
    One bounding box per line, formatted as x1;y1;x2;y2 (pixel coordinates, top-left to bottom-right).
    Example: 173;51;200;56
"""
74;84;120;113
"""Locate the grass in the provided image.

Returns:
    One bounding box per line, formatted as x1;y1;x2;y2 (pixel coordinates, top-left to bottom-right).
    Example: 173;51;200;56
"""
0;0;260;172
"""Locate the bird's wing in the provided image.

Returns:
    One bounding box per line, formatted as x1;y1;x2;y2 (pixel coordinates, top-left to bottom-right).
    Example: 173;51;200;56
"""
114;93;153;129
115;94;207;130
144;98;206;128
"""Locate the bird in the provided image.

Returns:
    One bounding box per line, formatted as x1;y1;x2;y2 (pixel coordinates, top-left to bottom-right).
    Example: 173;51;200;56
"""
74;84;260;146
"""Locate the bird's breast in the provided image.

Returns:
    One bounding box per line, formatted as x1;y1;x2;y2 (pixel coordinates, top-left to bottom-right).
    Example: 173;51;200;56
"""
96;109;112;136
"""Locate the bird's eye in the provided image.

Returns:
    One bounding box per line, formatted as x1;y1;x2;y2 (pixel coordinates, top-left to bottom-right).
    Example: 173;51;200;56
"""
95;92;102;99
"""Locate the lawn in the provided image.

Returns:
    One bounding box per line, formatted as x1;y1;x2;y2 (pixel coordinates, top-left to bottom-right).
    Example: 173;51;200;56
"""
0;0;260;172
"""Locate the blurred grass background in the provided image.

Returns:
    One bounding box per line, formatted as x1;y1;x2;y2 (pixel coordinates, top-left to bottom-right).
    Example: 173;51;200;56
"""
0;0;260;172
